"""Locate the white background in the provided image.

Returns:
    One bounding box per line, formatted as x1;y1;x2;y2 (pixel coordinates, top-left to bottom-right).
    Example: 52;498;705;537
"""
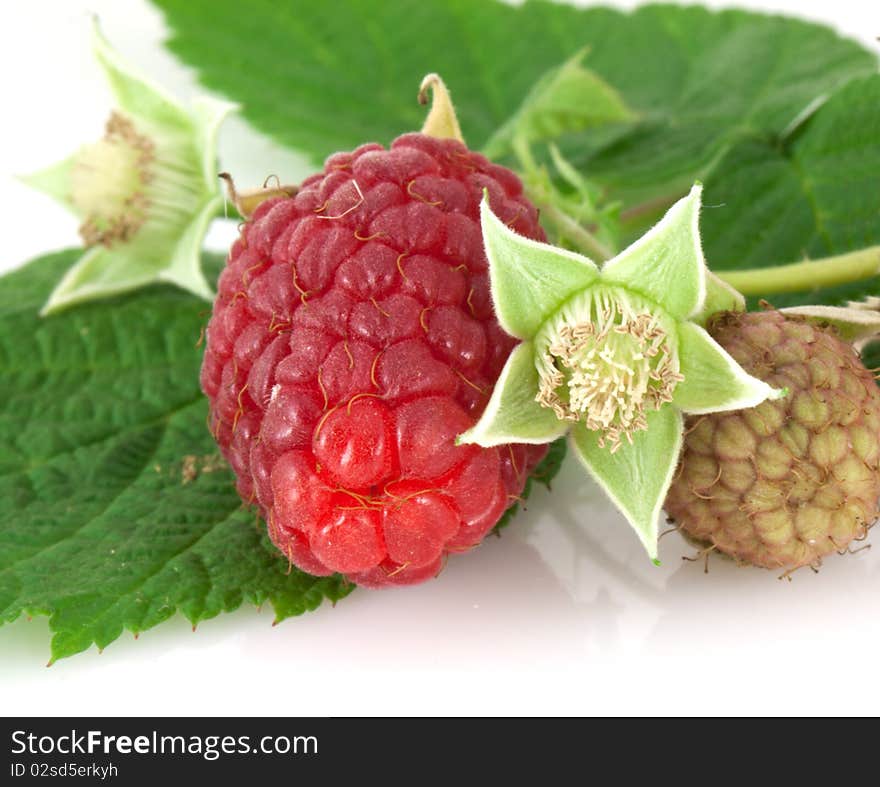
1;0;878;716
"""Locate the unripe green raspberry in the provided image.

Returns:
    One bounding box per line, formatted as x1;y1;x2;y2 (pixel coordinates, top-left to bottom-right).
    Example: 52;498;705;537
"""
665;310;880;572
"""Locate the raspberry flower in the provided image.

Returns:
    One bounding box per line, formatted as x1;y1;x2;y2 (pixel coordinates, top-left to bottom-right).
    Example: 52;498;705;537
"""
459;185;785;559
22;21;236;315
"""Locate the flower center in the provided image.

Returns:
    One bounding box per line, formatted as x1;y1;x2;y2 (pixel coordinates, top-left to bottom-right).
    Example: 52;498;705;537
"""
536;288;683;452
70;112;154;247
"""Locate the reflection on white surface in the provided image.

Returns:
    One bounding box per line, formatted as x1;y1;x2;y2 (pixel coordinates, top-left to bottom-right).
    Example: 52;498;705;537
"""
3;451;879;715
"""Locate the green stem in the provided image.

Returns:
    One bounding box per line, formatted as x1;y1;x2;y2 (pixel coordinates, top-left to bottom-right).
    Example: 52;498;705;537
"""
511;134;614;262
511;135;540;178
717;246;880;295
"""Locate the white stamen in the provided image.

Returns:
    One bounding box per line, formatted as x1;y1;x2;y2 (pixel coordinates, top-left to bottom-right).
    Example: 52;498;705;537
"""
70;111;203;249
535;287;683;451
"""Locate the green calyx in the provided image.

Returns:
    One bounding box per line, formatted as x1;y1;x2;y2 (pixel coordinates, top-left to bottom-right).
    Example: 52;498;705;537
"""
460;184;784;559
21;19;237;315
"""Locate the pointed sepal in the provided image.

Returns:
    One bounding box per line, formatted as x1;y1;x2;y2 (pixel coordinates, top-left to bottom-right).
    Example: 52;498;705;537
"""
156;197;219;300
191;97;240;188
672;322;784;414
92;17;190;132
18;155;77;211
481;197;599;339
40;246;157;316
458;341;569;447
779;304;880;344
569;406;683;560
691;271;745;325
602;184;706;320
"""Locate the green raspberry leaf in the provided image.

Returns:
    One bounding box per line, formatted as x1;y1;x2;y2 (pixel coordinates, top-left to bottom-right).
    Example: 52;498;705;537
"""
0;251;351;663
528;437;568;490
569;406;683;561
481;196;598;339
151;0;875;213
702;74;880;307
459;341;569;448
601;185;706;320
482;50;635;160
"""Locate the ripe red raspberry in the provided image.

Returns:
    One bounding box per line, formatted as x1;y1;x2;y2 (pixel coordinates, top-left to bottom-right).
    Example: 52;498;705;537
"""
201;132;548;587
